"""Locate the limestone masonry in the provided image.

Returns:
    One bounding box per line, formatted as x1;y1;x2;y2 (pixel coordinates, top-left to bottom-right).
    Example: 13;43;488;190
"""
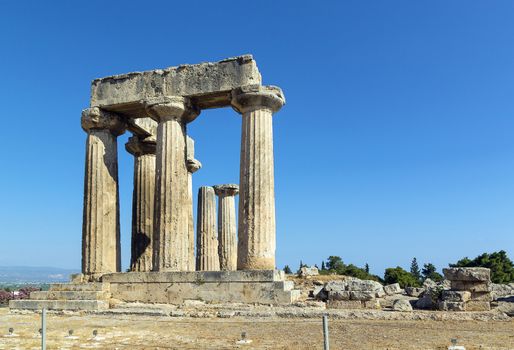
10;55;298;311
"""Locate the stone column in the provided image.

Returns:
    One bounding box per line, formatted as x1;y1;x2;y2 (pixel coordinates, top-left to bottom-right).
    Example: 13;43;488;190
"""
145;96;199;272
196;186;220;271
213;184;239;271
186;136;202;271
125;135;156;272
231;85;285;270
81;107;126;277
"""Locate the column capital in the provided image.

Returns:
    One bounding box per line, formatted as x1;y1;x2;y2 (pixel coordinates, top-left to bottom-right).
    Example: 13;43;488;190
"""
81;107;126;136
186;159;202;173
144;96;200;123
213;184;239;197
125;135;156;156
231;85;285;114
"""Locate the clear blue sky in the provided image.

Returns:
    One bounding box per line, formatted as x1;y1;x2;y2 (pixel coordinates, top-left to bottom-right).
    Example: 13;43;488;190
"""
0;1;513;276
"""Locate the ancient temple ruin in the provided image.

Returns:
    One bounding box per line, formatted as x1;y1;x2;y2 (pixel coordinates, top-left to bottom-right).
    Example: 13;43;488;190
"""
10;55;300;311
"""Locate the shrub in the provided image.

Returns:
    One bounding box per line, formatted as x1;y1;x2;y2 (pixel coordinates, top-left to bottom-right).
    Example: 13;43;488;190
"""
384;266;421;288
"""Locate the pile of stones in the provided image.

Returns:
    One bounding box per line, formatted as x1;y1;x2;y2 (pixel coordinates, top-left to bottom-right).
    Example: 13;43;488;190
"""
318;277;386;309
438;267;492;311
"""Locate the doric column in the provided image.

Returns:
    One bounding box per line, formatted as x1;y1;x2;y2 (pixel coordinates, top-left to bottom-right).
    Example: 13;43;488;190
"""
196;186;220;271
145;96;199;271
213;184;239;271
81;107;126;277
231;85;285;270
186;136;202;271
125;135;156;272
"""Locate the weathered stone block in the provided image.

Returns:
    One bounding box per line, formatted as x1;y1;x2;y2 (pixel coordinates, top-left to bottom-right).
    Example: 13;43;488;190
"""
328;291;350;301
441;290;471;302
437;301;466;311
350;291;376;301
392;299;413;312
465;300;491;311
416;294;435;309
90;55;262;116
346;278;383;293
405;287;425;297
470;292;493;302
450;281;491;292
363;299;381;309
384;283;402;295
326;300;363;309
299;266;319;277
443;267;490;282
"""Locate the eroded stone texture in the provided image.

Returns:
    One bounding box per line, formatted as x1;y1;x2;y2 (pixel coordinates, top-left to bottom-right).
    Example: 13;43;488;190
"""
145;97;199;271
213;184;239;271
186;136;202;271
81;107;126;277
91;55;262;115
196;186;220;271
231;85;285;270
126;135;156;272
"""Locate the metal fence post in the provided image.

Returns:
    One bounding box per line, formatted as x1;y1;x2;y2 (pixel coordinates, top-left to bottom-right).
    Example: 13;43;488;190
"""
322;314;329;350
41;308;46;350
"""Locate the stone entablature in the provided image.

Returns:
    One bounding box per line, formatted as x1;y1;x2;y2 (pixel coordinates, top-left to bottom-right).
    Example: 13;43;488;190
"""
90;55;261;115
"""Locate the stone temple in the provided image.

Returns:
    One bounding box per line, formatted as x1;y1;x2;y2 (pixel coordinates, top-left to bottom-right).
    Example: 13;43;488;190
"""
10;55;300;311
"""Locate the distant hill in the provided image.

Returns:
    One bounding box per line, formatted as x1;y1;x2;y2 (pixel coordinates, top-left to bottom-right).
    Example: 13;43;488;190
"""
0;266;78;284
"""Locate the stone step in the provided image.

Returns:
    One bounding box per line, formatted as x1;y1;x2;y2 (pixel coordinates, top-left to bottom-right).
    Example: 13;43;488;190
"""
274;281;295;291
49;283;109;292
30;290;110;301
9;299;109;311
274;289;302;304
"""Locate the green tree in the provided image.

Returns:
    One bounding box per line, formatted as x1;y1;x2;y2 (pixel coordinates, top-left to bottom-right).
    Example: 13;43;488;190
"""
422;263;443;282
450;250;514;284
384;266;421;288
283;265;292;274
321;261;326;271
410;257;421;282
365;263;370;274
325;256;345;272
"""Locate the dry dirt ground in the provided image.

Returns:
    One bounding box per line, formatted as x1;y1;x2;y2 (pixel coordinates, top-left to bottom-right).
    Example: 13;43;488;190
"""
0;308;513;350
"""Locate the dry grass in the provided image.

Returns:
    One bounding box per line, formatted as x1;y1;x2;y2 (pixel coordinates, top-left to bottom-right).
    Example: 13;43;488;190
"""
1;308;513;349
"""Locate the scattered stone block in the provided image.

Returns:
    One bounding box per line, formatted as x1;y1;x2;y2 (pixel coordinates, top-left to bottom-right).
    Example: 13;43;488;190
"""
443;268;490;282
346;278;383;293
299;266;319;277
416;294;435;310
384;283;402;295
392;299;413;312
405;287;425;297
441;291;471;302
423;278;437;289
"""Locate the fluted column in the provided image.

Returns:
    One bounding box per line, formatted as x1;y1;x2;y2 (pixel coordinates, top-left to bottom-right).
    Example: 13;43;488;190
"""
196;186;220;271
213;184;239;271
126;135;156;272
81;107;126;278
186;136;202;271
145;96;200;271
231;85;285;270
